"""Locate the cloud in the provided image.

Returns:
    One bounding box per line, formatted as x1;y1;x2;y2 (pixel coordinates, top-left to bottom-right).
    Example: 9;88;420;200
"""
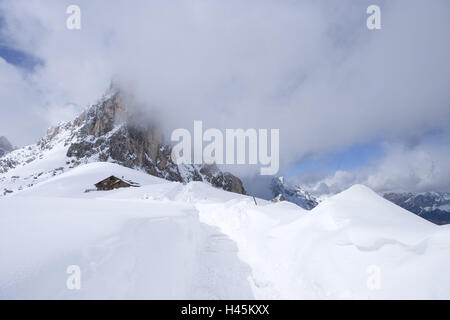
302;139;450;194
0;0;449;182
0;57;44;146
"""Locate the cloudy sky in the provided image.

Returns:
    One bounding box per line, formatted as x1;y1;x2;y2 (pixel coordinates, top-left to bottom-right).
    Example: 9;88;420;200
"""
0;0;449;195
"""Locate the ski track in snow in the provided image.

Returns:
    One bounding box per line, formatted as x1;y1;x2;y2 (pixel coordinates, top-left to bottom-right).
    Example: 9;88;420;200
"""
0;199;253;299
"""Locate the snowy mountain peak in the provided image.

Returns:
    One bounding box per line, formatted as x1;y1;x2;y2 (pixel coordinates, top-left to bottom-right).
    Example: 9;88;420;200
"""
270;176;318;210
0;87;246;196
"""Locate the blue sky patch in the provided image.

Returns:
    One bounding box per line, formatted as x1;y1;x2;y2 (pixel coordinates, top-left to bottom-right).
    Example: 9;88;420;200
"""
288;140;384;177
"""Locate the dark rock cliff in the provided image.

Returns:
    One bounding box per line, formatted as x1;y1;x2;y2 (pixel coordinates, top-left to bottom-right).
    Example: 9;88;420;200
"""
65;90;246;194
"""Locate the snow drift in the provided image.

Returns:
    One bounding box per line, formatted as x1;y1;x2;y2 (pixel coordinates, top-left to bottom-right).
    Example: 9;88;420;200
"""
1;162;449;299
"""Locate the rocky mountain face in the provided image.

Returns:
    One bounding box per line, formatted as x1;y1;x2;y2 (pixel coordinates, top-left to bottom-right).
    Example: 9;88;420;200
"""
270;176;318;210
0;136;14;157
384;192;450;225
0;88;245;195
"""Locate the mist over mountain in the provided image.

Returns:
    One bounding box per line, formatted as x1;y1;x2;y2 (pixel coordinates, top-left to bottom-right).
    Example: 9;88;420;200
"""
0;136;14;157
1;0;450;191
1;0;450;301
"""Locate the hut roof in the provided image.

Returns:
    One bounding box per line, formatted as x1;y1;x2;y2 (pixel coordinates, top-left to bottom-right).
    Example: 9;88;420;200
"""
94;175;140;188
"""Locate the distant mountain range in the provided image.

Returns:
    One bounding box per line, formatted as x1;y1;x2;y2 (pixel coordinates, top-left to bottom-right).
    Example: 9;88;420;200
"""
269;176;450;226
384;192;450;225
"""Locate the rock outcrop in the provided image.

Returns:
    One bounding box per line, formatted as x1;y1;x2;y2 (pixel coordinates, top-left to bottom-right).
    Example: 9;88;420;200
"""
64;89;246;194
384;192;450;225
270;176;318;210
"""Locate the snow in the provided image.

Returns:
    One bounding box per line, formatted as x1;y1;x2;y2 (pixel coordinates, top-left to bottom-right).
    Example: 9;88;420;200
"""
0;123;75;195
1;162;450;299
196;185;449;299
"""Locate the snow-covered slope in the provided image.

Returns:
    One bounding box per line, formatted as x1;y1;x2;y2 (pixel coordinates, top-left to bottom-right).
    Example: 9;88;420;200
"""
0;163;252;299
1;162;449;299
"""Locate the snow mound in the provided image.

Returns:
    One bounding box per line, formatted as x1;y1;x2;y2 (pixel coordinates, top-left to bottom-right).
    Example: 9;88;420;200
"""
197;184;450;299
14;162;165;198
1;163;253;299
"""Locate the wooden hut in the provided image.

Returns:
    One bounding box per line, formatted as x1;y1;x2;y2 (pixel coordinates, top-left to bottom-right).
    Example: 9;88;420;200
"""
95;175;137;191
